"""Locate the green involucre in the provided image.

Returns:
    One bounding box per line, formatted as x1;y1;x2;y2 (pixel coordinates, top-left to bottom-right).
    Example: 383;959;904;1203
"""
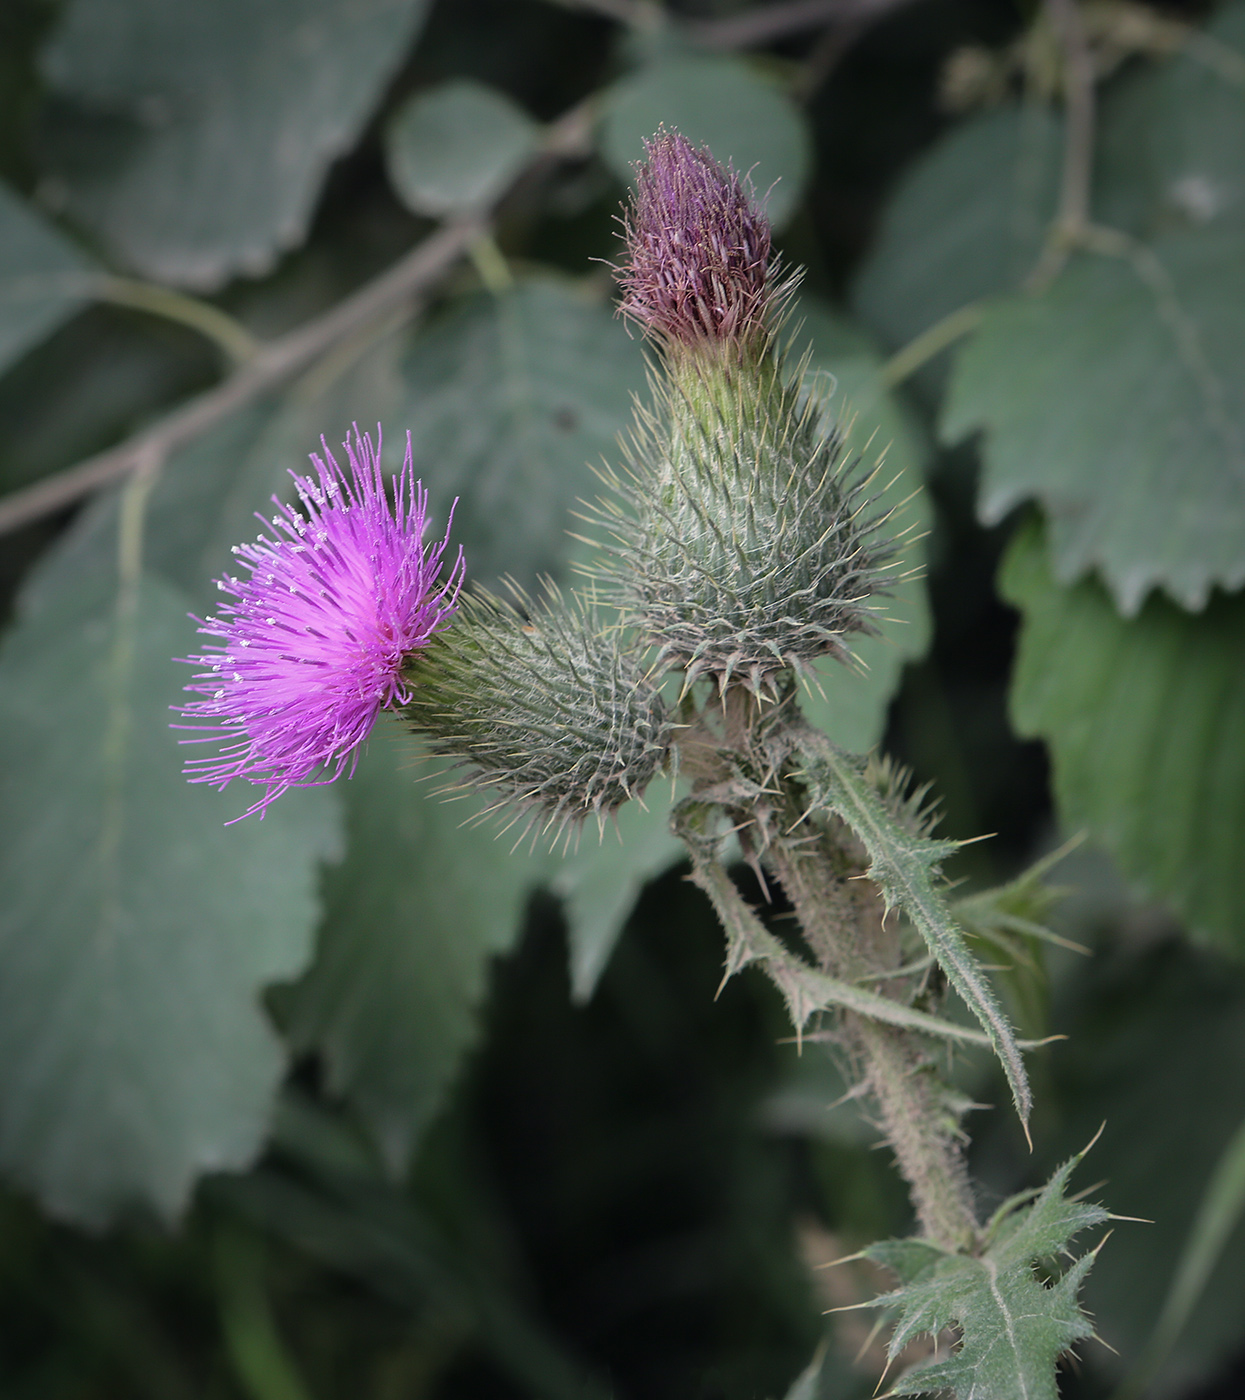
400;586;672;840
594;355;896;694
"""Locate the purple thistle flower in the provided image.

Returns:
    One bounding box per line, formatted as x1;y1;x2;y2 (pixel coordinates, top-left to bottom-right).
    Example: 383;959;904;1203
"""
617;129;776;351
175;425;463;820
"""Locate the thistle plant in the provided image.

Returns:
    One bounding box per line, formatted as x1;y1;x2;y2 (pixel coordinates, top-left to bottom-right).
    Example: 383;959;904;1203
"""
179;133;1110;1399
412;132;1110;1398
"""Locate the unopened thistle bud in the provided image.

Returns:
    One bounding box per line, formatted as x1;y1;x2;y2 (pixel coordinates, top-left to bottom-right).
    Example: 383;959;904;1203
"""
401;585;672;841
618;129;783;363
601;131;894;695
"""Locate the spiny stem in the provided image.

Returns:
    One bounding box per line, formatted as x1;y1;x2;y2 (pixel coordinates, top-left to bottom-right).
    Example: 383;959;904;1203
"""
762;813;980;1251
848;1015;979;1251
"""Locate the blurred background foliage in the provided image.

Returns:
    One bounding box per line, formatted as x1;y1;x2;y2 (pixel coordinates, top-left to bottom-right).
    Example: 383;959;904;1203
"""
0;0;1243;1396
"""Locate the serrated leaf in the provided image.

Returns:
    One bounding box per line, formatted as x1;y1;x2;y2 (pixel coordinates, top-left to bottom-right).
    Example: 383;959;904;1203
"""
397;276;647;586
999;519;1245;951
867;1154;1108;1400
278;721;545;1176
851;104;1062;376
795;301;933;750
944;227;1245;613
0;545;341;1227
385;79;540;217
39;0;430;289
797;738;1030;1123
0;180;96;379
599;55;811;229
552;789;682;1004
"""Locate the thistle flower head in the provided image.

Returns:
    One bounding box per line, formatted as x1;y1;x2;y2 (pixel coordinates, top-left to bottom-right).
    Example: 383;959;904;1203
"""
617;129;778;354
402;584;672;845
175;426;463;819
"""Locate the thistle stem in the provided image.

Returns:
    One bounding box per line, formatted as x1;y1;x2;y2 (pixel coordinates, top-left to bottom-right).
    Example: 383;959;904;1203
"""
759;758;980;1252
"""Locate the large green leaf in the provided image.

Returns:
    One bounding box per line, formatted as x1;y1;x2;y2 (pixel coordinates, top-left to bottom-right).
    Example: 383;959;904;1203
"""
945;227;1245;614
794;302;932;752
0;180;94;380
39;0;430;289
599;54;811;229
940;8;1245;614
385;79;540;218
1034;938;1245;1392
278;722;546;1175
397;276;647;587
850;104;1062;368
553;788;682;1004
0;534;341;1227
1094;2;1245;237
867;1151;1108;1399
1000;520;1245;951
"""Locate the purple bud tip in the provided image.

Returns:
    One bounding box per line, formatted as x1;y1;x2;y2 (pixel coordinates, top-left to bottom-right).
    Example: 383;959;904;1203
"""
173;425;463;820
617;129;773;351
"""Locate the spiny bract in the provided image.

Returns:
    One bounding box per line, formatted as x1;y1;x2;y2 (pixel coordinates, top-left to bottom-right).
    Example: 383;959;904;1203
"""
594;371;896;694
400;584;672;842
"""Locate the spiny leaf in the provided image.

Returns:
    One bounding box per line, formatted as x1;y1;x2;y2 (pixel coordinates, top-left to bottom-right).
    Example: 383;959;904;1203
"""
795;734;1031;1126
674;807;1029;1054
867;1152;1110;1400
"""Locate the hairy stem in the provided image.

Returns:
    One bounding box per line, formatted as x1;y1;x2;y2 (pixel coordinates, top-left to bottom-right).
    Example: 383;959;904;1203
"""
848;1016;979;1250
762;818;980;1251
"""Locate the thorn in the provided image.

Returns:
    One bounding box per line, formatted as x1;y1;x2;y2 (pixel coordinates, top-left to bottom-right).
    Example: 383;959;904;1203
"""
816;1247;868;1270
854;1314;888;1366
1079;1121;1107;1159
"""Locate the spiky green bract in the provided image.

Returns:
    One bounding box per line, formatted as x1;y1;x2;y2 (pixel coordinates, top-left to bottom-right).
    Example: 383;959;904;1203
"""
400;584;672;842
596;356;895;694
865;1151;1110;1399
795;730;1032;1127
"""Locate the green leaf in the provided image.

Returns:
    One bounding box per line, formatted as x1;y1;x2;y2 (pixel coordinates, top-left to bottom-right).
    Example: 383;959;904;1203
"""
39;0;431;289
1094;2;1245;236
867;1153;1108;1399
851;104;1062;371
1033;938;1245;1390
944;228;1245;613
278;721;545;1175
397;276;647;587
599;55;811;229
794;302;933;751
1131;1113;1245;1392
0;179;95;379
385;79;540;217
999;519;1245;952
797;738;1031;1124
0;543;341;1227
552;788;683;1004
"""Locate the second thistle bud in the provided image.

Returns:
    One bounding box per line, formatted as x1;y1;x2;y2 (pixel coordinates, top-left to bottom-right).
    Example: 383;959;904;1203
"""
401;585;673;841
602;131;895;695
